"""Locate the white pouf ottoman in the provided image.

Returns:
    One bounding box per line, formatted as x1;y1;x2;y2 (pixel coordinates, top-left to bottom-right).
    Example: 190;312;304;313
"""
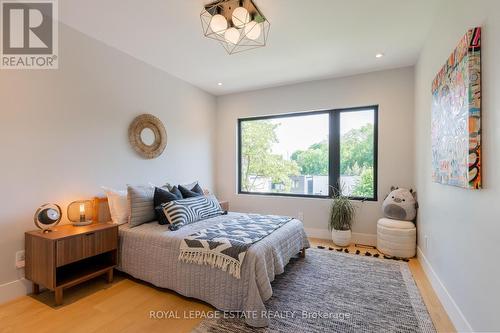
377;218;416;258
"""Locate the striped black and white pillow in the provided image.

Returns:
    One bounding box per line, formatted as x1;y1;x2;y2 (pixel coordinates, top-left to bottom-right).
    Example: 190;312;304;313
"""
162;195;222;230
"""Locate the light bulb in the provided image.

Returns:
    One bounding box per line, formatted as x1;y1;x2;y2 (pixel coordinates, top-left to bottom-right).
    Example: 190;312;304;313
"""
244;21;261;40
79;203;86;222
232;7;250;28
224;27;240;45
209;14;227;35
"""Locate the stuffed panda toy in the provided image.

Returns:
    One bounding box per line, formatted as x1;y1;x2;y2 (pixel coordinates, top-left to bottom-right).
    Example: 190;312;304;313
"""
382;187;418;221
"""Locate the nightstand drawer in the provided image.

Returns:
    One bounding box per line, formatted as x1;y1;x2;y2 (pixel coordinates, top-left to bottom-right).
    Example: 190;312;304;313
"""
56;228;117;267
56;234;86;267
93;227;118;255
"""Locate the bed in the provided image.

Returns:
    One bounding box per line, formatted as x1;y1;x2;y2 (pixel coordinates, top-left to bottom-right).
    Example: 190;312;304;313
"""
94;198;310;327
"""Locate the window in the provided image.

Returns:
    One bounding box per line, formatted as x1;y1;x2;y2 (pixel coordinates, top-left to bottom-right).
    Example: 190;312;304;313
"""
339;109;377;198
238;106;378;200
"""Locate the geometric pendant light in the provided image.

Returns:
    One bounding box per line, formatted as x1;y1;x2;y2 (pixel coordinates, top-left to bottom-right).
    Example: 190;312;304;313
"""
200;0;270;54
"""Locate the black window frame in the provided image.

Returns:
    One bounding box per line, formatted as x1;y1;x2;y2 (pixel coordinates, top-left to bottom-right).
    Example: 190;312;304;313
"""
237;105;379;201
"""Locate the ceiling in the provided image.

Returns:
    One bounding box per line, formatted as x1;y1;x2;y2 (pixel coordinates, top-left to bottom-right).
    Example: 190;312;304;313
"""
59;0;441;95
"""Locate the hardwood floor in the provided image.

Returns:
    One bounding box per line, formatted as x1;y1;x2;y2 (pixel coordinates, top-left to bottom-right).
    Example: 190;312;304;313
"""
0;238;455;333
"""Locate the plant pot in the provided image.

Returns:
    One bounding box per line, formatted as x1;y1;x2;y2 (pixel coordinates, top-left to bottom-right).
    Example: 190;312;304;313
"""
332;229;352;247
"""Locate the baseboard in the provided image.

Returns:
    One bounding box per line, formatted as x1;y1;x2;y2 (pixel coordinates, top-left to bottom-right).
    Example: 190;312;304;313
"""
304;227;331;239
417;247;473;332
0;278;32;305
304;228;377;246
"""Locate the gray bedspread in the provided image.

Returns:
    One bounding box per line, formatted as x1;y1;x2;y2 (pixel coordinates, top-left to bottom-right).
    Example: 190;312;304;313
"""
117;212;310;327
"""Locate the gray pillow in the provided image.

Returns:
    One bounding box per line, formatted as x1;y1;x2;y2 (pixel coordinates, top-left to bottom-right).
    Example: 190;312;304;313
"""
164;181;198;191
128;185;156;227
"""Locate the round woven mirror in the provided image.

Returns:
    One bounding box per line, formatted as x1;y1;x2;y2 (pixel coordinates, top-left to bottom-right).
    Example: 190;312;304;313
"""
128;114;167;159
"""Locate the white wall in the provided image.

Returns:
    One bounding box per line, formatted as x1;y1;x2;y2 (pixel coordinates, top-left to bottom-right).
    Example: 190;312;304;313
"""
414;0;500;331
215;67;415;242
0;23;216;302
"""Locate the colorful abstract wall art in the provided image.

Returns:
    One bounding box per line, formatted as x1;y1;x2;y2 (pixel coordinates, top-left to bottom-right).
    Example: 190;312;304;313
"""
431;27;481;189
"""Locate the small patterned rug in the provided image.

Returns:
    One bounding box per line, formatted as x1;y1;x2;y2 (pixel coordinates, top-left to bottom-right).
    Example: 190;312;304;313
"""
193;248;435;333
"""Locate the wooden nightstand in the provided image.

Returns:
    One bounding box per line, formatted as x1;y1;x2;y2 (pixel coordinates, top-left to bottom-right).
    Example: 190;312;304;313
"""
25;223;118;305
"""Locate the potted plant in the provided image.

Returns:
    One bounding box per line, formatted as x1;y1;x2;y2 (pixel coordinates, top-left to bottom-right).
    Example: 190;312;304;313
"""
329;186;356;247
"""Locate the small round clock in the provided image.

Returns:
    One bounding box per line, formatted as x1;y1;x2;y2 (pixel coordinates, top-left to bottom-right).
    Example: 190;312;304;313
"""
34;203;62;233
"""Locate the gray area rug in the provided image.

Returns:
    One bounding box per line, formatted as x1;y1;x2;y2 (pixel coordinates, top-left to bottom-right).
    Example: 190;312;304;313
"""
193;248;436;333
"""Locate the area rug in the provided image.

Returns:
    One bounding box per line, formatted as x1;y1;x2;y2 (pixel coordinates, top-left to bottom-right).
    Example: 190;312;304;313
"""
193;248;436;333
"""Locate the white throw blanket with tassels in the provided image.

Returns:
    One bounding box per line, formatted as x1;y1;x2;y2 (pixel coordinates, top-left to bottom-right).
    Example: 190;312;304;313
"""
179;214;293;279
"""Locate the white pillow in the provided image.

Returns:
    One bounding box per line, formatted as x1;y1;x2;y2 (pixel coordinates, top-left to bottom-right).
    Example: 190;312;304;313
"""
101;187;129;225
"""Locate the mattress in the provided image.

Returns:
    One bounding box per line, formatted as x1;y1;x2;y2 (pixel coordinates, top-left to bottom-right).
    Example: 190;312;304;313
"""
117;212;310;327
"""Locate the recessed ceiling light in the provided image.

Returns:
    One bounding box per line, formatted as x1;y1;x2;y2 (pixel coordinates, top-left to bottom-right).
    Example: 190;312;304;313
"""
217;82;223;86
375;53;385;58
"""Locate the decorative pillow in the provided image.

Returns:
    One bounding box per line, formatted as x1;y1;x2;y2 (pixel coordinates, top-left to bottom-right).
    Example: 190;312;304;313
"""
191;183;204;195
382;187;418;221
153;187;182;225
189;181;200;189
178;184;203;198
154;187;179;207
155;206;168;225
128;185;156;228
162;195;222;230
101;187;129;225
169;185;183;199
164;181;198;192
